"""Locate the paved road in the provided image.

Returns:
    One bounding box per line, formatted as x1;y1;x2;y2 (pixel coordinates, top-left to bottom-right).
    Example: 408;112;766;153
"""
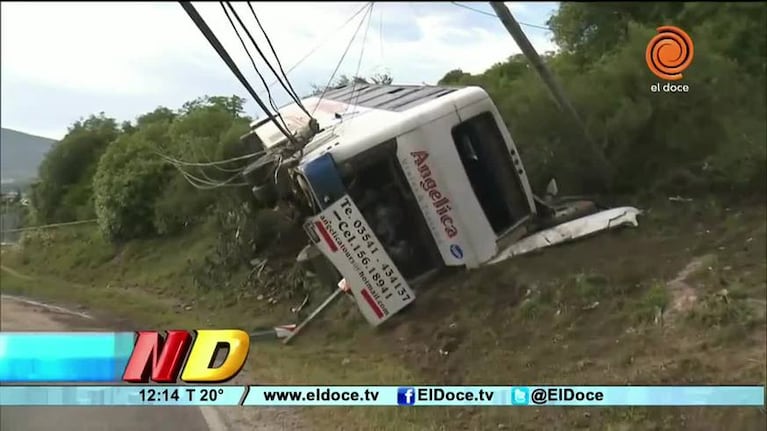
0;295;229;431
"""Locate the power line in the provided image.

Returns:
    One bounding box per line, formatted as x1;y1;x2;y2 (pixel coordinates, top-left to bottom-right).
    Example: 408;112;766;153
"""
157;149;253;189
1;219;98;234
179;2;297;146
155;146;260;189
347;3;375;119
178;168;249;190
246;2;310;116
378;8;384;61
450;2;551;31
222;2;308;118
311;2;373;117
258;3;370;100
154;150;263;168
221;2;298;126
220;2;290;133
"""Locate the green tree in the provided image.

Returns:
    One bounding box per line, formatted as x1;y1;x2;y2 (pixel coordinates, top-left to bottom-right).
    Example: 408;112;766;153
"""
180;95;246;118
32;113;119;223
92;95;254;241
136;106;177;127
438;69;470;85
677;3;767;76
310;73;395;96
547;3;685;65
93;122;172;241
153;117;251;236
369;72;393;85
457;3;765;195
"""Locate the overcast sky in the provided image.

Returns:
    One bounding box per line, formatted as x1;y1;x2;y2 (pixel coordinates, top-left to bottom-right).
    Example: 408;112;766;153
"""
1;2;559;140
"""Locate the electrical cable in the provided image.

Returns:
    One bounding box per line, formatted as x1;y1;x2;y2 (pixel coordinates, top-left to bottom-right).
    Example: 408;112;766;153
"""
378;8;384;62
164;156;247;189
257;3;370;100
344;3;375;126
246;2;311;117
179;144;225;184
154;139;266;190
185;145;246;182
311;2;373;117
223;1;309;123
157;154;250;189
153;150;263;168
157;147;251;188
221;2;290;133
179;2;297;146
179;168;249;190
449;2;551;30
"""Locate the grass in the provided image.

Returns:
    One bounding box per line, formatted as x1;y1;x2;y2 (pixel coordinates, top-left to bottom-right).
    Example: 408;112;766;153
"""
634;281;670;324
1;199;765;430
0;263;422;431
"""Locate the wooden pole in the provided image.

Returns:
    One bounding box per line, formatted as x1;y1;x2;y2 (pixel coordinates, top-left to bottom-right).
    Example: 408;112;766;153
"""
488;2;611;188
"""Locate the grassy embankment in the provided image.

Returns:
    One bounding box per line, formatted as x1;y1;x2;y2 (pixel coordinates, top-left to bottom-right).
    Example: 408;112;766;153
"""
1;198;765;431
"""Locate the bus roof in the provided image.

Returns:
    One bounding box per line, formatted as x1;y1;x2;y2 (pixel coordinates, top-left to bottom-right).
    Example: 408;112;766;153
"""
252;84;488;163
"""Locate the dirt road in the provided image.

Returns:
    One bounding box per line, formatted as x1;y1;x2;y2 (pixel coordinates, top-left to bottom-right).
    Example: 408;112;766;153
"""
0;295;295;431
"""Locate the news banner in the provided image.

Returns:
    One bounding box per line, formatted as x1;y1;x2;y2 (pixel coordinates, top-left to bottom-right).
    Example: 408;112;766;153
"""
1;331;764;407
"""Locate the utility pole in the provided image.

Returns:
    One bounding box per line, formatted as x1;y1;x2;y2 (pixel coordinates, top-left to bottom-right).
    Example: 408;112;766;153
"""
489;2;611;190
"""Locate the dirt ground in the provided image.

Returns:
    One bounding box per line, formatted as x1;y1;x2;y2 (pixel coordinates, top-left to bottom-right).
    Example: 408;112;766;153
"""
314;202;767;429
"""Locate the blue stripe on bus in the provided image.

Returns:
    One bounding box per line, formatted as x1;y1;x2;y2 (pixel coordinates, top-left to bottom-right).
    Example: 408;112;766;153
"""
302;154;346;209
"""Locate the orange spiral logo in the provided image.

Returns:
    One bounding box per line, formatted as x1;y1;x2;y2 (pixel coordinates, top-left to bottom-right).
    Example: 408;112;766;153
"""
645;26;694;81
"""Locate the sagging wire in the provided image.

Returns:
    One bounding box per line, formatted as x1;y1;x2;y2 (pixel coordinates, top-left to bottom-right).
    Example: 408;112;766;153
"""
159;165;242;190
311;2;373;117
272;154;283;185
178;169;250;190
205;155;253;173
158;149;251;190
154;149;264;190
169;162;250;190
154;150;263;168
178;146;224;186
185;143;247;183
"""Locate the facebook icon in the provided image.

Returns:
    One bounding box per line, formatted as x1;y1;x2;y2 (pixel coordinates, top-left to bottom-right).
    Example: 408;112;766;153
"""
397;387;416;405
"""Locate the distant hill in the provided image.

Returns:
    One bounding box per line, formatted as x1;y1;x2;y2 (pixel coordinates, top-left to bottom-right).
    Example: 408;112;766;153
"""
1;128;57;188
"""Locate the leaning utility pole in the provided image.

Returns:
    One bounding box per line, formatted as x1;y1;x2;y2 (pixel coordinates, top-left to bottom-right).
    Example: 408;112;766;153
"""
489;2;611;189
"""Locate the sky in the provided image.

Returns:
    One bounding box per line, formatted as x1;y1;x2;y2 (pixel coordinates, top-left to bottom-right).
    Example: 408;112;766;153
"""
1;2;559;140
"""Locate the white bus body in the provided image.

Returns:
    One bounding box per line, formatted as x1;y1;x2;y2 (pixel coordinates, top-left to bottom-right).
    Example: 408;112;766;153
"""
245;84;540;325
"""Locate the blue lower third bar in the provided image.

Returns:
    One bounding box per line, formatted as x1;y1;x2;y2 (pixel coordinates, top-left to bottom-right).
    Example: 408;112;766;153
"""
513;386;765;406
0;386;246;406
0;332;135;383
241;386;765;406
241;385;767;406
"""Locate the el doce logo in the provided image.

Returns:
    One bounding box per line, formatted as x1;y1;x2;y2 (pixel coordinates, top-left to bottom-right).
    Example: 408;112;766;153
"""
646;26;694;93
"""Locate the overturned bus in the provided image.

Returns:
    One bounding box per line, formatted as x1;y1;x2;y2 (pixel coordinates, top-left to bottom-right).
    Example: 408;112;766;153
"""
241;84;639;327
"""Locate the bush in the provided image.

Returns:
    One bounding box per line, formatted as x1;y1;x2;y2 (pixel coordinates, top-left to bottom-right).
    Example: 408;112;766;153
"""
153;175;216;236
93;127;172;241
90;96;254;242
